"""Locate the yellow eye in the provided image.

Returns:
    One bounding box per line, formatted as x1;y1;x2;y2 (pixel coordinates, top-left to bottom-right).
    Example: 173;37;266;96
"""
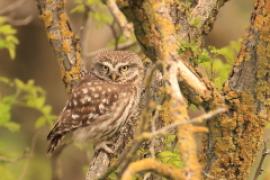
119;65;129;73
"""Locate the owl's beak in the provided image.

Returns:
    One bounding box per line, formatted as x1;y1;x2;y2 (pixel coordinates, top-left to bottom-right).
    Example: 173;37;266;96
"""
110;72;119;81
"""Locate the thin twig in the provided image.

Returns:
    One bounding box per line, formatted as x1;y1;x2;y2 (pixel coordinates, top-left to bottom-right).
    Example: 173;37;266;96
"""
254;142;270;180
0;151;29;164
117;41;137;50
80;1;91;55
0;0;27;15
6;15;33;26
118;109;161;177
109;20;120;50
105;0;133;38
97;139;143;180
121;158;185;180
85;40;137;57
191;0;230;32
19;132;40;180
80;1;91;37
141;107;227;139
50;144;67;180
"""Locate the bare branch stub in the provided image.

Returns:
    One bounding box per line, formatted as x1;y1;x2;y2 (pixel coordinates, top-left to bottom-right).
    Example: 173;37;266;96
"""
36;0;82;91
106;0;133;38
0;0;27;15
191;0;230;34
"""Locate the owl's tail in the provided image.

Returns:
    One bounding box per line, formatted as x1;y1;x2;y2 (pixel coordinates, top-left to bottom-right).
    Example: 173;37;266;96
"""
47;131;63;154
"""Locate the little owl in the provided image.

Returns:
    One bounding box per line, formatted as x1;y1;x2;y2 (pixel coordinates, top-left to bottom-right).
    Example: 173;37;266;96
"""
47;50;144;154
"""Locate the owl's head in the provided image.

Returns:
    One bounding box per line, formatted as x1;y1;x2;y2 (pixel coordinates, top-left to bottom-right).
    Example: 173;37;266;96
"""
86;50;144;85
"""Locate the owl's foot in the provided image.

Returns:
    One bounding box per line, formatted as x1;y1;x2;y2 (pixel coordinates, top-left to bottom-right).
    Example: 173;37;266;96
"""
95;141;115;154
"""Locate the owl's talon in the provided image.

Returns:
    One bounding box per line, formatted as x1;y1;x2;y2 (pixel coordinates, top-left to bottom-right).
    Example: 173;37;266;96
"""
95;141;115;154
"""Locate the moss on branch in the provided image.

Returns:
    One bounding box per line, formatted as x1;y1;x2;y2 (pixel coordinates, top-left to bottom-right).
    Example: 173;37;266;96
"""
121;158;185;180
206;0;270;179
37;0;82;91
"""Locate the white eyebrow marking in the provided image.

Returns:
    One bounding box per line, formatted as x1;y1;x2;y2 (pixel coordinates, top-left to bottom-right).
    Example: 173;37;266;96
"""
101;62;114;69
115;62;129;69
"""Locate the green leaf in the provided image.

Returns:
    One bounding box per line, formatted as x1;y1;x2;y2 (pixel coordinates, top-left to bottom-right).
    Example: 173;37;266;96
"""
0;25;17;35
0;165;16;180
14;79;25;90
0;95;16;125
189;17;202;28
0;76;11;85
157;151;183;168
108;172;118;180
86;0;100;5
0;16;6;24
0;77;56;129
71;4;85;14
2;122;20;132
35;116;48;128
0;16;19;60
92;11;113;25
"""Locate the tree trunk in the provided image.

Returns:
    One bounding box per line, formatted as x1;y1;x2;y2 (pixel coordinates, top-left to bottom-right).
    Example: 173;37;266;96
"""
206;0;270;179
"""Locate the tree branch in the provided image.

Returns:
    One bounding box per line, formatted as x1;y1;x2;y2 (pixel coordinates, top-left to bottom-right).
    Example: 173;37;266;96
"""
0;0;27;15
121;158;185;180
117;0;223;107
36;1;84;179
36;0;82;91
140;107;227;139
105;0;133;38
191;0;230;33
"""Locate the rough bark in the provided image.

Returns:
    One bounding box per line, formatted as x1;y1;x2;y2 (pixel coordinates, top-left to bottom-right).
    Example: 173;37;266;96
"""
115;0;225;179
116;0;226;108
36;0;83;91
117;0;270;179
36;0;270;179
206;0;270;179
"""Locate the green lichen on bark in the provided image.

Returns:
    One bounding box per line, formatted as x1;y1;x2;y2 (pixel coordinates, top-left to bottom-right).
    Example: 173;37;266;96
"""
206;0;270;179
37;0;82;92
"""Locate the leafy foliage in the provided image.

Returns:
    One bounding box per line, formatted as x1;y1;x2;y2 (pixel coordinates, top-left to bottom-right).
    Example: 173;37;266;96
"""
178;41;211;66
157;151;183;168
200;41;241;89
0;16;19;59
0;77;56;180
0;16;56;179
179;40;241;89
72;0;113;26
0;77;56;131
157;134;183;168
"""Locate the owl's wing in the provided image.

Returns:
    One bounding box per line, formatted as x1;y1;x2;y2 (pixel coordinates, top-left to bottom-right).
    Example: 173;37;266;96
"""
47;76;130;153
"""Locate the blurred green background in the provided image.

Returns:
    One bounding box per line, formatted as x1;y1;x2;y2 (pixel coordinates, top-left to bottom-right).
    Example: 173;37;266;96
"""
1;0;268;180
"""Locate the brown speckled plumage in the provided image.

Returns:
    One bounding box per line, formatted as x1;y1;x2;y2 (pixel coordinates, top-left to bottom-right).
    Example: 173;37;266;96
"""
47;50;144;153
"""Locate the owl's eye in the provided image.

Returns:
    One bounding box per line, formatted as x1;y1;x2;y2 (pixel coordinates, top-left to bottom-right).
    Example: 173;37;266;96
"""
101;64;109;74
119;65;129;73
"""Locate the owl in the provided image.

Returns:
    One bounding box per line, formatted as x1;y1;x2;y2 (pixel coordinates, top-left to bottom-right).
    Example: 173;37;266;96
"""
47;50;145;154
